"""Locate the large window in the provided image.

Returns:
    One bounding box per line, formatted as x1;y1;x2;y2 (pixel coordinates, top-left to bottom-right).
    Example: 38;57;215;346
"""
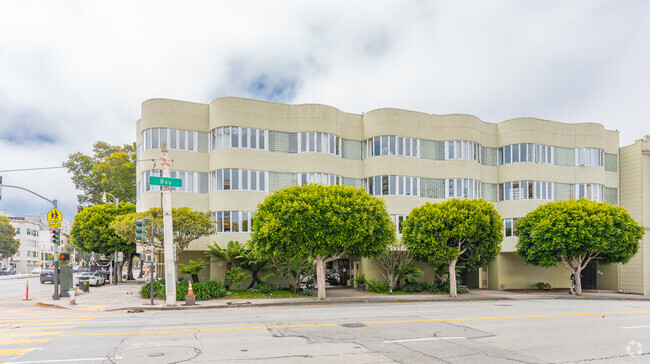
503;218;520;237
210;169;267;192
210;127;268;151
574;183;604;202
299;173;342;186
142;128;199;152
498;143;553;165
213;211;253;233
363;136;419;159
298;132;341;156
498;180;554;201
576;148;604;167
365;176;419;197
446;179;481;199
445;141;481;162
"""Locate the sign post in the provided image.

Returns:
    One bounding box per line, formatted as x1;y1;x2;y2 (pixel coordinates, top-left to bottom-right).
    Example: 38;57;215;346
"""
47;207;63;300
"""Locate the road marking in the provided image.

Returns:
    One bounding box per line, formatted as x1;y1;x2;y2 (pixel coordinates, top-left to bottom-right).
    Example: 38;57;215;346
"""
6;356;123;363
0;338;51;344
0;322;89;327
7;326;77;331
0;331;63;338
621;325;650;329
0;348;34;356
57;310;650;338
78;305;107;311
0;319;92;323
385;337;467;343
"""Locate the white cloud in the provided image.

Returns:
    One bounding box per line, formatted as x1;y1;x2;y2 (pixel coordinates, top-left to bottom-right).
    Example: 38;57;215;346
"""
1;0;649;219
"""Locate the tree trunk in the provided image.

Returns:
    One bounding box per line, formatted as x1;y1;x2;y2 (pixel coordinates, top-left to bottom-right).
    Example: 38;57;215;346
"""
127;253;135;280
449;259;458;298
225;261;232;289
192;273;199;283
574;268;583;296
247;271;260;289
316;255;326;300
118;261;124;282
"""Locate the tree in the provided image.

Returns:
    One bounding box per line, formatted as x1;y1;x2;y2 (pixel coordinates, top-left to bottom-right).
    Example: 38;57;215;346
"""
205;241;245;289
250;184;395;300
112;207;215;276
64;141;136;210
70;203;137;281
373;243;414;291
0;216;19;259
270;255;315;293
179;259;206;283
516;199;644;295
239;249;272;289
403;199;503;298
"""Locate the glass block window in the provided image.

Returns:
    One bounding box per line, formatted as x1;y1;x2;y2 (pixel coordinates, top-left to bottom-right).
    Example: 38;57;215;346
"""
210;127;268;151
420;178;445;199
604;187;618;205
445;141;481;162
213;211;253;233
269;131;297;153
481;147;498;166
269;172;296;192
555;183;572;201
482;183;498;202
342;139;362;160
142;128;201;152
343;177;363;188
554;147;575;166
299;132;341;156
605;153;618;172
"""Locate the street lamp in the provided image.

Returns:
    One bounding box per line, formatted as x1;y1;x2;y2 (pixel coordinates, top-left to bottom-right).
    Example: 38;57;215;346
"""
102;192;119;285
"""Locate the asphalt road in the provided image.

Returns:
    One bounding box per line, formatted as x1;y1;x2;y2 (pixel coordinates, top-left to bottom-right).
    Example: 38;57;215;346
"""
1;299;650;363
0;276;54;301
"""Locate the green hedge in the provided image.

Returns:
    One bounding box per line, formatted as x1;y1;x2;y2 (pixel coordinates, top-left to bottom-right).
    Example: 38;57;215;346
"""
140;279;227;301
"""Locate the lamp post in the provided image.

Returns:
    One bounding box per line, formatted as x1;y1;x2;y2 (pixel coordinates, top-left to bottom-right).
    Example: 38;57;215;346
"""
102;192;119;285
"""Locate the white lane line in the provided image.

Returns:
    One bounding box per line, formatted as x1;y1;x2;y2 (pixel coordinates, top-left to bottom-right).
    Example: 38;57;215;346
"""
8;357;122;363
621;325;650;329
385;337;467;343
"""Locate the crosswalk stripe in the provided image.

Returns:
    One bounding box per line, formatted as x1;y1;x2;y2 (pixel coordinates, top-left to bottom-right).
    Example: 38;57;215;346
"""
7;326;77;331
0;348;34;355
0;331;63;338
0;322;89;327
0;338;51;344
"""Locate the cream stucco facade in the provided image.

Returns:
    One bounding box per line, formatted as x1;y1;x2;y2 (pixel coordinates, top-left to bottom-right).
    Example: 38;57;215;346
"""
135;97;642;292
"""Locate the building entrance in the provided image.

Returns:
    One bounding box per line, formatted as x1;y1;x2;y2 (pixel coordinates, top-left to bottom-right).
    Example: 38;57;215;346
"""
581;261;597;290
325;259;350;286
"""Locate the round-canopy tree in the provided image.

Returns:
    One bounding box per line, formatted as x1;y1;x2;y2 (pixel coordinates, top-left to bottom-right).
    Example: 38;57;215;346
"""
250;184;395;300
0;216;19;260
516;199;644;295
402;199;503;298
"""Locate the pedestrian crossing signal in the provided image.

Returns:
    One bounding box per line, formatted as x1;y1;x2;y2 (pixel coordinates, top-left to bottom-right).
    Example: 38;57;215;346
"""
59;252;70;261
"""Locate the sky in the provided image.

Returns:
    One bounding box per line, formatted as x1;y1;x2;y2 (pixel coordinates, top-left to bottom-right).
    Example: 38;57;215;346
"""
1;1;649;221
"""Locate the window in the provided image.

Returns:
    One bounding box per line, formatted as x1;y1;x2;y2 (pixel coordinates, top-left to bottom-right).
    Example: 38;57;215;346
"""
210;127;268;151
298;132;341;156
213;211;253;233
211;169;268;192
390;215;408;234
142;128;199;152
499;143;553;165
364;136;419;158
498;181;554;201
503;218;520;237
574;183;604;202
576;148;604;167
446;179;481;199
299;173;342;186
365;176;420;197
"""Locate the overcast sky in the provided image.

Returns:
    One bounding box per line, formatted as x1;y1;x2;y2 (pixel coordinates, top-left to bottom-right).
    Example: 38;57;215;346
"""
1;1;649;221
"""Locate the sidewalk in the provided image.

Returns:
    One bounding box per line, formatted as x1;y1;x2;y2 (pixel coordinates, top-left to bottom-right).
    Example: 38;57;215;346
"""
17;280;650;312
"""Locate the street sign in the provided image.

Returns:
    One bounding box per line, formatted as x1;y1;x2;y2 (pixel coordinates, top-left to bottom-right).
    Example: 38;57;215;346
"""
149;176;183;188
117;251;123;262
48;222;61;228
47;208;63;221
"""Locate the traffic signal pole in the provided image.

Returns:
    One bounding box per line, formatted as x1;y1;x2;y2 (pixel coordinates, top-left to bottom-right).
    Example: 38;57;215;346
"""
161;145;176;306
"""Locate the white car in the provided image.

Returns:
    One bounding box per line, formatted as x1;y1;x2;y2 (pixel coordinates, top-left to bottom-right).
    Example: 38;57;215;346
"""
31;267;42;274
75;272;106;287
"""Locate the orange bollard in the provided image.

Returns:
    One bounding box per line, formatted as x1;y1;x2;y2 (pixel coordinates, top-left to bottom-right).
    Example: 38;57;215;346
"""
24;280;30;301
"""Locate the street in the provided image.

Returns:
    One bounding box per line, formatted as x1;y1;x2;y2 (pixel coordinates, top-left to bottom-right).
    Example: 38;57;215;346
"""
1;299;650;363
0;277;56;301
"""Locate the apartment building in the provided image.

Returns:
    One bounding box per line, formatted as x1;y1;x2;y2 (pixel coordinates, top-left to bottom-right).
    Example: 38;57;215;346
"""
136;97;633;291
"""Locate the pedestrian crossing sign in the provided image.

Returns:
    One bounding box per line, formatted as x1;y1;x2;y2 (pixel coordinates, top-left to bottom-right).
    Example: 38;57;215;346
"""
47;208;63;221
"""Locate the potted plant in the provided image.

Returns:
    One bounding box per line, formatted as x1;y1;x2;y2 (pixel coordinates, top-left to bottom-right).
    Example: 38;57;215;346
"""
355;274;367;291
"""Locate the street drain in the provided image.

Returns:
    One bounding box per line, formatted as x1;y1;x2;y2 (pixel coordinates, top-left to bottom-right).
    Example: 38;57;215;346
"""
148;353;165;357
341;323;366;328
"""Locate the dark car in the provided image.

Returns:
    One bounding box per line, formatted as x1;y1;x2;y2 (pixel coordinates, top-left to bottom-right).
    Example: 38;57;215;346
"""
0;267;16;275
40;269;59;284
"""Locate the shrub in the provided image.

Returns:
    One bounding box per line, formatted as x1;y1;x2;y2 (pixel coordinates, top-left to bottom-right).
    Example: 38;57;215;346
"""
140;279;166;299
438;280;468;294
367;279;389;293
300;288;313;296
176;281;189;301
226;266;251;289
253;282;276;294
534;282;552;291
354;274;367;285
200;280;228;299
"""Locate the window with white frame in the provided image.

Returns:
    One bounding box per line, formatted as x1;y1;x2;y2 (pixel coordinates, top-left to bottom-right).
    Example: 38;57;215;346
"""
390;214;409;234
299;173;342;186
498;180;554;201
142;128;199;152
446;178;482;199
503;218;519;237
445;141;481;162
575;148;604;167
210;169;268;192
362;136;419;159
298;132;341;156
365;176;420;197
213;211;253;233
210;127;268;151
498;143;553;165
574;183;604;202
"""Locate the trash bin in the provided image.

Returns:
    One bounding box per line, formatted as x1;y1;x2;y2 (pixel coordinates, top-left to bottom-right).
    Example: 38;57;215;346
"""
79;280;89;292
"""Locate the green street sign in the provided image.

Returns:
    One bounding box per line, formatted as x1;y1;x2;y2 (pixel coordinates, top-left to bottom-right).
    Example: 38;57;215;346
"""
149;176;183;188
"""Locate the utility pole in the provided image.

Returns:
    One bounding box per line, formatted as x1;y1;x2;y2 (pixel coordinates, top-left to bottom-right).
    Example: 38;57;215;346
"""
161;144;176;305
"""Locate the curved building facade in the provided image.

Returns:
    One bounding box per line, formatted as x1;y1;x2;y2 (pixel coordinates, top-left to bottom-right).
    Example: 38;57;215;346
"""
136;97;622;290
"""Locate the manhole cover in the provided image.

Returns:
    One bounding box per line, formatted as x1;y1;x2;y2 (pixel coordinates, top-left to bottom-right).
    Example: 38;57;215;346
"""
226;301;251;305
148;353;165;357
340;323;366;328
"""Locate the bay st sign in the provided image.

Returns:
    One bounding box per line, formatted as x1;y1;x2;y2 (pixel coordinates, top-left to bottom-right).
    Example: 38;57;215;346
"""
149;176;183;188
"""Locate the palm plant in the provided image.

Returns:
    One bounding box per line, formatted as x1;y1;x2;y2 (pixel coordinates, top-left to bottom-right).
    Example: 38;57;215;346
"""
178;259;206;283
205;241;245;288
239;250;272;289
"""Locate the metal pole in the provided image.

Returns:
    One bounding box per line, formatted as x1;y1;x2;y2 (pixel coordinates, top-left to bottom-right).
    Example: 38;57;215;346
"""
161;144;176;305
114;197;119;285
53;200;59;301
150;218;154;306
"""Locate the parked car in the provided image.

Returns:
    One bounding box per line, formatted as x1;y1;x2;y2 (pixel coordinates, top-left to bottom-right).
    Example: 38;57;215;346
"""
75;272;106;287
0;267;16;275
40;269;58;284
31;267;42;274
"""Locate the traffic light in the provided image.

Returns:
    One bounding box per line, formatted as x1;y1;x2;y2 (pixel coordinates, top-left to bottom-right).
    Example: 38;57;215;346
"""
59;252;70;261
51;228;60;245
135;219;146;241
